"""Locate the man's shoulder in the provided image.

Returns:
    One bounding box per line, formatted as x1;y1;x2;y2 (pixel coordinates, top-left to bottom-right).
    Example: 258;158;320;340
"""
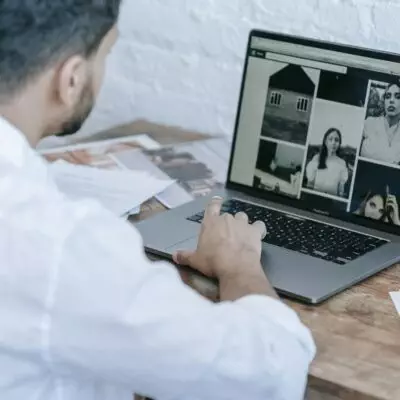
2;163;105;242
1;148;140;254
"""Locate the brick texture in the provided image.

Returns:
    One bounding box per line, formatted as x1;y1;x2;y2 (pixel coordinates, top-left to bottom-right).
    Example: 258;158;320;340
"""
68;0;400;140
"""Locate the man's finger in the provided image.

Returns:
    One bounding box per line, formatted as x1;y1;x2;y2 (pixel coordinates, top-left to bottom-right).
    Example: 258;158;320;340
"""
252;220;267;240
173;250;196;266
204;196;223;223
235;212;248;223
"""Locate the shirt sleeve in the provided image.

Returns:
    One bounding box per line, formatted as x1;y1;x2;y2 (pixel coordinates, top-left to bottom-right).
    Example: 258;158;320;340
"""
48;201;316;400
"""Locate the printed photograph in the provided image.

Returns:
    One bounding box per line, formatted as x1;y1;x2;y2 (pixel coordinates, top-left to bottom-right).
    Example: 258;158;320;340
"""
42;140;142;169
301;192;348;212
303;100;365;199
143;147;224;198
351;160;400;226
360;78;400;165
254;139;305;198
261;63;319;145
317;70;369;107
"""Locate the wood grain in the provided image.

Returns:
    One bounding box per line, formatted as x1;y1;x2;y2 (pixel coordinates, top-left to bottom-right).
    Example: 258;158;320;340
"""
177;264;400;400
295;265;400;400
89;121;400;400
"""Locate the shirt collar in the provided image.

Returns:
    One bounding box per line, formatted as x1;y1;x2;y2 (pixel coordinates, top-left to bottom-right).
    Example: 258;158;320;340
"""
0;115;33;168
0;115;53;193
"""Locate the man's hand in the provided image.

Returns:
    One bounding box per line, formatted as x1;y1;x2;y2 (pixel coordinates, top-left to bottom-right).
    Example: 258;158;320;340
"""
173;196;267;280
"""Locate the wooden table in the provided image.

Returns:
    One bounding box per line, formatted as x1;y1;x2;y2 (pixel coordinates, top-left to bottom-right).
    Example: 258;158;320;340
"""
81;120;400;400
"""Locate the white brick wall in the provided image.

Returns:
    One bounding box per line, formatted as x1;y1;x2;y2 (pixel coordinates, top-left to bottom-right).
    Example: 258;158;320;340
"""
75;0;400;138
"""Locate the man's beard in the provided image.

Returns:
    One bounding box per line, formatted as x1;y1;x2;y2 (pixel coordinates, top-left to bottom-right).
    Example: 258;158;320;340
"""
56;84;94;137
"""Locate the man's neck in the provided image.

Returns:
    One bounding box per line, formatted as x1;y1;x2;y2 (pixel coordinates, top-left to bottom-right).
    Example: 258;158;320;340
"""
0;100;45;148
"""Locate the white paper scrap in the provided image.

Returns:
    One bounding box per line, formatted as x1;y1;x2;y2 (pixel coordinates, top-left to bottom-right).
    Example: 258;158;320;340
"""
389;291;400;315
49;161;173;216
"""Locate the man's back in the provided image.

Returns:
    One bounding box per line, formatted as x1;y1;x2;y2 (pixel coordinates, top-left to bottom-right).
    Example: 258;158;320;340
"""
0;118;133;399
0;1;315;398
0;118;315;400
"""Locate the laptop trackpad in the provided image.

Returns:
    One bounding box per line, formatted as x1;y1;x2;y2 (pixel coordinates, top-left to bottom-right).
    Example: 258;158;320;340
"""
166;236;199;254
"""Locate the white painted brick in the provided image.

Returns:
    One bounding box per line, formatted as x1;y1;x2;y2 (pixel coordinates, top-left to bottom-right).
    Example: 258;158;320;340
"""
74;0;400;140
113;41;241;104
371;2;400;51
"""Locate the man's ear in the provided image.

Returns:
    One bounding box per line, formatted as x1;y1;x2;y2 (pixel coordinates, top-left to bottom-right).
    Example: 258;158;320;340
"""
55;55;87;107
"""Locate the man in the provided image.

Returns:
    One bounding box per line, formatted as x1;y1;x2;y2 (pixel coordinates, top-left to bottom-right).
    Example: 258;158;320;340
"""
0;1;315;400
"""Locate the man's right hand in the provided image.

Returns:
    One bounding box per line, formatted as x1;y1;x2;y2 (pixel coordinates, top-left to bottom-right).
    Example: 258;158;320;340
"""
173;196;267;280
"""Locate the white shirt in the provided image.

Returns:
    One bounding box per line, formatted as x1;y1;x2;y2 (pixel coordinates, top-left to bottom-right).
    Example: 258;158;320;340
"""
361;116;400;164
0;116;315;400
306;154;348;196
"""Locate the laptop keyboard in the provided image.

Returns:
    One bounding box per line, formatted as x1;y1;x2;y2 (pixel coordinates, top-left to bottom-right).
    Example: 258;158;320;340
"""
187;199;387;265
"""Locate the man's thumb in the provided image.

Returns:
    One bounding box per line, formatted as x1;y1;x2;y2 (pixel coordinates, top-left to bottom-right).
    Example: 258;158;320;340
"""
173;250;195;266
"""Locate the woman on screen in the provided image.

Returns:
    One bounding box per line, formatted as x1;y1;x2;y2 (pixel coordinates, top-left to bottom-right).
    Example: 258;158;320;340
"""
354;188;400;226
361;80;400;164
354;192;385;221
306;128;349;197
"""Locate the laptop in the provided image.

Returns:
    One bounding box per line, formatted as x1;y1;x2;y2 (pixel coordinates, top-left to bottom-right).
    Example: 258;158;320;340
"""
135;29;400;304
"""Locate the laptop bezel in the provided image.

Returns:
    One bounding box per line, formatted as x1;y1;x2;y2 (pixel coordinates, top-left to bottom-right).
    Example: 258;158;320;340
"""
226;29;400;237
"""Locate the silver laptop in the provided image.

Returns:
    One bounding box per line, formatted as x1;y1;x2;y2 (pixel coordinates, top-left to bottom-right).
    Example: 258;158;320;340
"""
135;29;400;304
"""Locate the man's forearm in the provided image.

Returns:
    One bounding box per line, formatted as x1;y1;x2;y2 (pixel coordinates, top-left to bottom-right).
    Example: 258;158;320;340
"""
218;265;279;302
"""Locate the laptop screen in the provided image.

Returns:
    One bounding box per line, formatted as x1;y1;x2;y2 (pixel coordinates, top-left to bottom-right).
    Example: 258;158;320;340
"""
229;31;400;233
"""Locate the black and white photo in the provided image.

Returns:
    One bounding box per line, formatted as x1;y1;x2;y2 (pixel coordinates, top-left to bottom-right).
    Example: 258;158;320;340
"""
351;160;400;226
143;147;223;198
303;100;364;199
317;70;369;107
261;63;319;145
360;78;400;165
254;139;305;198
